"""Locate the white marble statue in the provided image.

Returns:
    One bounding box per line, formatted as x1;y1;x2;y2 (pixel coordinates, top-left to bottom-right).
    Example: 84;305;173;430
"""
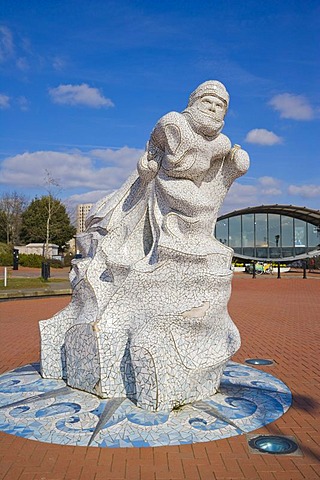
39;81;250;411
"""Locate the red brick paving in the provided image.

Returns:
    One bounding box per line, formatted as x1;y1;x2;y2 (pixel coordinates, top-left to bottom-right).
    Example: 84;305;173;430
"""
0;276;320;479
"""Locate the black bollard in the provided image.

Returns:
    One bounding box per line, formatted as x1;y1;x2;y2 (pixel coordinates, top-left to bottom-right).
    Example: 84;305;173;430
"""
277;262;281;279
12;248;19;270
41;262;50;280
303;260;307;279
252;262;256;279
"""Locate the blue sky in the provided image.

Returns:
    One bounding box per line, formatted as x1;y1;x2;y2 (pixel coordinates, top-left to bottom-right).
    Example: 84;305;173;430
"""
1;0;319;215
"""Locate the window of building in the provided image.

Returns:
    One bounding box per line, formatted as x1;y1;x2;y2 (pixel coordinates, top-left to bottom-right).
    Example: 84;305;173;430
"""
281;216;293;245
281;216;294;257
242;214;254;247
308;223;319;249
215;220;228;245
229;216;241;248
268;214;280;247
294;219;306;247
268;213;281;258
255;213;268;247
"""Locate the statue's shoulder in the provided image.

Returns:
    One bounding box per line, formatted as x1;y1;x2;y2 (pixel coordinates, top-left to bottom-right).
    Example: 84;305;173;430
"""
151;111;189;149
156;111;187;129
218;133;232;150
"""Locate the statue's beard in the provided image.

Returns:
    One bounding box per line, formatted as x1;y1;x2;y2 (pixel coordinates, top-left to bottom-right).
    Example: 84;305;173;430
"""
183;106;224;138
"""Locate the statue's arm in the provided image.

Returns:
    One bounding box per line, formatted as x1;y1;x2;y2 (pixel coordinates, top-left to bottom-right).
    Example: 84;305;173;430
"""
137;112;187;182
223;144;250;183
149;112;195;173
137;147;159;182
136;114;177;182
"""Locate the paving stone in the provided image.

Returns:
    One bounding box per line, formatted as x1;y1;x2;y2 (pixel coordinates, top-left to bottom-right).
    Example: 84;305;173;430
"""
0;276;319;479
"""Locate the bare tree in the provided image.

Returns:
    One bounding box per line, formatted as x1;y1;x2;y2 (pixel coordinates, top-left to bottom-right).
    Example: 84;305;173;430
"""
0;191;28;244
43;170;61;259
20;170;76;259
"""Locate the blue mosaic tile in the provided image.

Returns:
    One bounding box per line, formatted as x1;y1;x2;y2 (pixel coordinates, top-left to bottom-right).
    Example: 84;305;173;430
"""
0;361;291;448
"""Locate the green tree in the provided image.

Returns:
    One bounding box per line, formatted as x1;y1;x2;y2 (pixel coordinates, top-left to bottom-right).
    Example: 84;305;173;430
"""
20;196;76;254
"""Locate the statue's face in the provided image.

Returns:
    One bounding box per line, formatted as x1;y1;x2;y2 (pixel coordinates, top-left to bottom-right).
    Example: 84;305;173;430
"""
185;94;227;137
196;95;227;122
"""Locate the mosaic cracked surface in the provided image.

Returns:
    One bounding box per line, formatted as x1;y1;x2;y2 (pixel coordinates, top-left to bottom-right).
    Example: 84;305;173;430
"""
0;361;291;448
39;81;250;411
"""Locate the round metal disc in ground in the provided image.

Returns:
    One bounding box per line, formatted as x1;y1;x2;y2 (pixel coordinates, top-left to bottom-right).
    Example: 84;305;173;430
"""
245;358;274;366
249;435;298;454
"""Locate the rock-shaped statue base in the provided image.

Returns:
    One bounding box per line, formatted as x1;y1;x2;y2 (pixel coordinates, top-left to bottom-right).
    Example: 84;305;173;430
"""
40;246;239;411
39;80;249;412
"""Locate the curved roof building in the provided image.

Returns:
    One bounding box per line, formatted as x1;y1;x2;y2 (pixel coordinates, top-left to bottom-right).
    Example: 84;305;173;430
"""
215;205;320;262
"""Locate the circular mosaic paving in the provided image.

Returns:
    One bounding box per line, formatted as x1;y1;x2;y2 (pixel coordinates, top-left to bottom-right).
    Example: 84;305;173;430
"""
0;361;291;448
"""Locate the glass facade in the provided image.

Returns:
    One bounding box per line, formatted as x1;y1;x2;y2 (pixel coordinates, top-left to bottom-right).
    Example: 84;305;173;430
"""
228;215;241;253
268;214;281;258
308;223;319;249
215;212;320;259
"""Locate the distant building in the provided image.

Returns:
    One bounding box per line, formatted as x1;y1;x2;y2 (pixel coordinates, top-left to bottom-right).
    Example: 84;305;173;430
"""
77;203;93;234
215;204;320;261
14;243;59;258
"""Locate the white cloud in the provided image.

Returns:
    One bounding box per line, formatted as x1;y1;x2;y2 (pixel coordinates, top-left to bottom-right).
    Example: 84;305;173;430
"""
222;183;258;213
16;96;30;111
269;93;314;120
0;147;142;190
0;94;30;110
64;189;114;219
90;147;142;169
245;129;282;146
67;190;114;205
0;26;14;62
220;176;285;214
0;93;10;109
52;56;66;70
0;26;53;73
16;56;29;71
261;187;282;196
257;176;282;196
65;190;115;216
258;176;280;187
288;184;320;198
48;83;114;108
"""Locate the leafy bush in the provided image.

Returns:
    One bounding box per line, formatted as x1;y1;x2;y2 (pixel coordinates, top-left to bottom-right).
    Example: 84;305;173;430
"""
0;243;14;265
0;252;12;266
63;253;75;268
0;242;11;255
18;254;63;268
19;253;43;268
49;258;63;269
0;251;66;268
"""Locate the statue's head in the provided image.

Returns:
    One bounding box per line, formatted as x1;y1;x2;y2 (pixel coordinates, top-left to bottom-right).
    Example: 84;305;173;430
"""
188;80;229;109
184;80;229;137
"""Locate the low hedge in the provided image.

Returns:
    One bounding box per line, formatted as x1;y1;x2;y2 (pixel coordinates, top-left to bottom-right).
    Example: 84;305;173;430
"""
0;242;11;255
19;254;64;268
0;253;12;266
0;252;64;268
19;253;43;268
